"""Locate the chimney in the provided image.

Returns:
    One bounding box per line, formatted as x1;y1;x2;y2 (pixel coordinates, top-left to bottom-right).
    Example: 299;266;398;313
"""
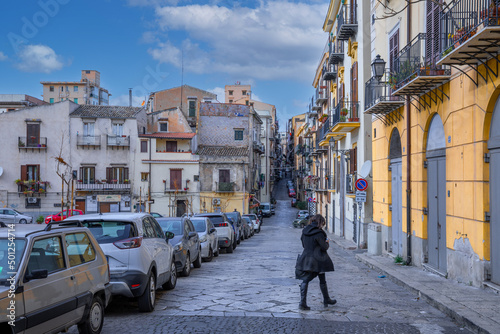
129;88;132;107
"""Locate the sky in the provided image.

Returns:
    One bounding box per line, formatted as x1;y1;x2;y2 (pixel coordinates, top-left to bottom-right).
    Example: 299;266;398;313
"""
0;0;328;130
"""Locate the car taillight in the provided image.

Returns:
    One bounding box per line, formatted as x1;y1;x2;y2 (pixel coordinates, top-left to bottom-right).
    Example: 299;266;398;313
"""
218;223;228;227
113;236;142;249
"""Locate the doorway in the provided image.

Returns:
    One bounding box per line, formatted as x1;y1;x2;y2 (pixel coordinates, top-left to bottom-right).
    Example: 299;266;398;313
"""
389;129;403;256
488;95;500;284
176;200;186;217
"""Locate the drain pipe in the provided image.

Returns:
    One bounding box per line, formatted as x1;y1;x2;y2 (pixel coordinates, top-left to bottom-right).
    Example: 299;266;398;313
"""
406;1;412;265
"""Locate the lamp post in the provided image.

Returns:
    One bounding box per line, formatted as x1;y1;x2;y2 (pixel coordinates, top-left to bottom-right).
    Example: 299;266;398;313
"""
371;55;386;81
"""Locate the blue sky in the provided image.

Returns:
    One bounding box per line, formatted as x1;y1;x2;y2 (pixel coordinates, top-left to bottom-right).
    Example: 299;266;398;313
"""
0;0;328;129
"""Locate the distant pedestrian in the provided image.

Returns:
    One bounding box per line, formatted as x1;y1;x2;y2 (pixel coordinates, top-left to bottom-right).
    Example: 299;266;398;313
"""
295;214;336;310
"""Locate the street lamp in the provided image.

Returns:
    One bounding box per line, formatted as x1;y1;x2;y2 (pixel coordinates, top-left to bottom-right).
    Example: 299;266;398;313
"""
371;55;386;81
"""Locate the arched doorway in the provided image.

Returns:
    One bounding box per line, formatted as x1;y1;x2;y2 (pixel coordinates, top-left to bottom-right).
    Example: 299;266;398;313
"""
488;96;500;285
426;114;447;273
389;129;403;256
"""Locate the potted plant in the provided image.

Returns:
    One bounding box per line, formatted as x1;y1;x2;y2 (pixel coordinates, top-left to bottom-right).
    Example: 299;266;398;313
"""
14;179;22;185
340;108;349;117
18;139;25;147
124;179;130;184
36;215;44;224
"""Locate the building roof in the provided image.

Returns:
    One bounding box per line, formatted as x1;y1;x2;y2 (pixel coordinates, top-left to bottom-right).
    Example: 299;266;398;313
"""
200;102;251;117
70;105;143;119
139;133;195;139
196;146;249;156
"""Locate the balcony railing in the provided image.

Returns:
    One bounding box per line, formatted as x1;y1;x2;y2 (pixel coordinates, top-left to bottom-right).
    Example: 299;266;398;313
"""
77;135;101;147
364;70;405;115
107;135;130;148
329;40;344;65
332;99;359;125
337;2;358;40
76;182;131;191
17;181;50;196
315;85;328;105
392;33;451;96
346;173;357;194
322;64;338;81
18;136;47;150
317;116;332;143
439;0;500;76
216;182;235;193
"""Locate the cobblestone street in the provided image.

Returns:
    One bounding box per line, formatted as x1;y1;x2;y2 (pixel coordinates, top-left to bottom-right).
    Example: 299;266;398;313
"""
69;180;471;333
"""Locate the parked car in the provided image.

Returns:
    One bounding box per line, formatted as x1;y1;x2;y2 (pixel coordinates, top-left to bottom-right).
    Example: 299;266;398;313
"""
0;223;111;333
288;188;296;197
224;211;243;243
64;212;176;312
190;217;219;262
0;208;33;224
293;218;308;228
297;210;309;219
156;217;202;276
243;213;261;233
271;204;276;215
45;209;84;224
241;216;254;237
150;212;163;218
259;203;272;217
194;213;236;253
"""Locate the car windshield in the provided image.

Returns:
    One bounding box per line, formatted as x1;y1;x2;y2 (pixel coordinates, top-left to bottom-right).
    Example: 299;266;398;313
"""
261;204;270;210
0;238;26;282
157;220;182;235
225;213;238;220
244;214;257;220
81;221;135;244
198;215;223;224
242;217;251;223
190;219;206;232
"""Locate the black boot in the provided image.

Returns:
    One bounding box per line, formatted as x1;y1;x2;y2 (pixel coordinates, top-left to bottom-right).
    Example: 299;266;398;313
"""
320;283;337;307
299;282;310;310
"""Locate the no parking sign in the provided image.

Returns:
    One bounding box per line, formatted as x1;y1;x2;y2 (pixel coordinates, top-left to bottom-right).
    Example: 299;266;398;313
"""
355;178;368;191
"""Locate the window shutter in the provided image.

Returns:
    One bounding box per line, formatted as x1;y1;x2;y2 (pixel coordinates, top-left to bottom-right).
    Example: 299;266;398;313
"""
349;149;354;174
106;167;112;183
352;62;358;117
353;147;358;173
124;168;129;181
170;170;182;190
389;30;399;73
426;0;441;65
20;165;27;181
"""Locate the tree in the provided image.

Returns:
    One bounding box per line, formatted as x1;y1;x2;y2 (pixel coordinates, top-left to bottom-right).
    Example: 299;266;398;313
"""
53;132;73;219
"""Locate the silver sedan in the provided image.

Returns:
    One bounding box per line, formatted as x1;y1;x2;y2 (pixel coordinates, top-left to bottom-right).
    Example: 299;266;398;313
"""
0;208;33;224
190;217;219;262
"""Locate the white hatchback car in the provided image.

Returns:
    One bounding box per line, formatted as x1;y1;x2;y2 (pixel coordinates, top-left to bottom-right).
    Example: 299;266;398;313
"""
64;213;176;312
190;217;219;262
194;213;235;253
243;214;261;233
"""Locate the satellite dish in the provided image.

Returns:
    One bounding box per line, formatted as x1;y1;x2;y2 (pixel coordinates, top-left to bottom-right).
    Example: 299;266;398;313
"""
358;161;372;178
0;167;3;177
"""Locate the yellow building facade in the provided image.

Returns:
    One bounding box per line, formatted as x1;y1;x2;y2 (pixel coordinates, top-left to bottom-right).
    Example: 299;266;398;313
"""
369;0;500;287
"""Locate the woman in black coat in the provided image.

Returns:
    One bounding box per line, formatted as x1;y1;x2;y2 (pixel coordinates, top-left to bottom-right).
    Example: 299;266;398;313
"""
295;214;336;310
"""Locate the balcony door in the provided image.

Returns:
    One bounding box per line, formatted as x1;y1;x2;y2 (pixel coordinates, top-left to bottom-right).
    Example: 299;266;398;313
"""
389;129;403;256
488;96;500;285
27;123;40;147
80;167;95;184
170;169;182;190
426;0;441;66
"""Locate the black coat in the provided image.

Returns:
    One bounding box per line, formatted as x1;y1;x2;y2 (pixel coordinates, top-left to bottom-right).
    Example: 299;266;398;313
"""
295;224;334;274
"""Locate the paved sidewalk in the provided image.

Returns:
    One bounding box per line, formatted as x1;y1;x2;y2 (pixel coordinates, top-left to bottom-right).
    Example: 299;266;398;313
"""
328;232;500;334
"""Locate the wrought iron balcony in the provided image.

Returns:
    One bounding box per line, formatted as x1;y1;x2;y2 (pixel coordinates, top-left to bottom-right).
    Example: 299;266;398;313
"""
77;135;101;148
17;181;50;196
329;40;344;65
311;96;321;112
76;182;131;191
364;70;405;115
337;2;358;40
392;33;451;97
438;0;500;84
317;116;332;143
346;173;357;194
315;85;328;105
18;136;47;151
330;99;360;135
107;135;130;148
216;182;235;193
322;64;338;81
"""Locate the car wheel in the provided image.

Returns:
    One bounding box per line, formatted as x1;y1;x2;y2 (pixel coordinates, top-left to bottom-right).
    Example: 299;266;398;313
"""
193;249;202;268
163;261;177;290
214;246;219;257
204;247;213;262
226;243;234;253
237;234;241;244
138;273;156;312
77;295;104;334
180;254;191;277
19;219;27;224
258;227;261;233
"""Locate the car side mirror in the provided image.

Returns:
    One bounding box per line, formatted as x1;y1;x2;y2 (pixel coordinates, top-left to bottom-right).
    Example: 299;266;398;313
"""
188;231;197;239
25;269;48;281
165;231;174;241
209;228;216;234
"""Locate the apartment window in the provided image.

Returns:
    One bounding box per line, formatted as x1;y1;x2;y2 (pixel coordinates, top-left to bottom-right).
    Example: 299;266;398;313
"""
242;90;247;96
165;141;177;152
159;122;168;132
74;98;78;104
170;169;182;190
21;165;40;182
49;86;54;92
141;172;149;182
229;100;233;103
219;169;230;183
61;86;64;92
250;102;254;107
228;90;233;95
83;122;95;136
86;70;90;74
49;98;54;104
245;100;249;105
106;167;129;184
188;100;196;117
74;86;78;92
389;29;399;72
140;140;148;153
79;167;95;184
112;123;123;136
234;129;243;141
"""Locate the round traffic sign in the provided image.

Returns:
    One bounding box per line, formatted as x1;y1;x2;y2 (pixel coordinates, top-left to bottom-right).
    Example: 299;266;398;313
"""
355;178;368;191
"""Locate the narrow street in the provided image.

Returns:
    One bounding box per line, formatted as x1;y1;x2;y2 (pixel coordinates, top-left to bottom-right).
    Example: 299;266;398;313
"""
70;179;471;334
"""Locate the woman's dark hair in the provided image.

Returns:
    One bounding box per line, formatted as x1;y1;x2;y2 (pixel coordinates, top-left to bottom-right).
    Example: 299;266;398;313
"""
309;214;326;228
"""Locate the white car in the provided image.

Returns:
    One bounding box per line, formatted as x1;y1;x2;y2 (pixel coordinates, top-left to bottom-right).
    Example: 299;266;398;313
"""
297;210;310;219
0;208;33;224
190;217;219;261
243;214;261;233
64;212;176;312
194;213;235;253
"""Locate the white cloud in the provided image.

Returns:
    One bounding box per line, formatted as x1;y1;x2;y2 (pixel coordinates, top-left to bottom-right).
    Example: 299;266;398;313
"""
150;1;327;81
15;44;65;73
207;86;225;102
0;52;7;61
110;94;146;107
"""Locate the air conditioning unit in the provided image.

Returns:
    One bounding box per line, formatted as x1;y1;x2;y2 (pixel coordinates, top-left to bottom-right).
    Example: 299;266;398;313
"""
27;197;38;204
213;198;220;205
